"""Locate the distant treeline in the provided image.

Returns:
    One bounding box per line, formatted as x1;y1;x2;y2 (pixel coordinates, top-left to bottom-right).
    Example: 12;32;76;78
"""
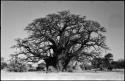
1;56;124;72
111;59;124;69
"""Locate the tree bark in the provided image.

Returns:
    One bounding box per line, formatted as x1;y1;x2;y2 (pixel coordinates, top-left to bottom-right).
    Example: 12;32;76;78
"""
57;53;73;72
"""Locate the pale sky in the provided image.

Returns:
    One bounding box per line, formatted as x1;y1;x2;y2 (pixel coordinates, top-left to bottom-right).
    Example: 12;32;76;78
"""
1;1;124;61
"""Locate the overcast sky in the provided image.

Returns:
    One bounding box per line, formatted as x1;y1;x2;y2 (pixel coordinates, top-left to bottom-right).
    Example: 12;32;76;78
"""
1;1;124;61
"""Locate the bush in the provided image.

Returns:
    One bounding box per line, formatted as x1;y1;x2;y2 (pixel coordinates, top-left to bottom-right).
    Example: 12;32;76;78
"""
7;62;28;72
1;57;7;70
111;59;124;69
1;62;7;70
27;64;37;72
7;57;28;72
67;65;73;72
36;63;46;71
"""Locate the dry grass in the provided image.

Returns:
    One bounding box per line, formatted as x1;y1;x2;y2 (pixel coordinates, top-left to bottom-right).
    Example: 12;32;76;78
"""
1;69;124;80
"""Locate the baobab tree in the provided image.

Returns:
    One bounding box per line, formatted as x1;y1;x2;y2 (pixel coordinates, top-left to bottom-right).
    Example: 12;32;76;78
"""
12;10;109;72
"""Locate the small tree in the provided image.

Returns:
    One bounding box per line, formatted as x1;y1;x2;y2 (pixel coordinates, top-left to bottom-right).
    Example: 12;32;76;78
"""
92;53;113;71
104;53;113;62
104;53;113;71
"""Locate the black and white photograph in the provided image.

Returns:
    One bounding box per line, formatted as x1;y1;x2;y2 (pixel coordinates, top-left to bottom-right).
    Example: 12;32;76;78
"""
1;1;124;80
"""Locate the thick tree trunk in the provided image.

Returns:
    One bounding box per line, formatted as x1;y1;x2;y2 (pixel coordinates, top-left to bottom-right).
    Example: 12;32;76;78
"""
58;60;64;71
44;56;58;73
57;54;73;72
44;55;72;72
45;47;73;72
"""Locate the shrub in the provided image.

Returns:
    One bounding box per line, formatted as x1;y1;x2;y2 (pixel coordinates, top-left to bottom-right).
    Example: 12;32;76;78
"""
7;62;28;72
1;62;7;70
111;59;124;69
7;57;28;72
27;64;37;72
1;57;7;70
36;63;46;71
67;65;73;72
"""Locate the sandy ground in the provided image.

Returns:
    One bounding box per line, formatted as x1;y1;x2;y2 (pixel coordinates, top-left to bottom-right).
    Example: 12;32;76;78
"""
1;69;124;80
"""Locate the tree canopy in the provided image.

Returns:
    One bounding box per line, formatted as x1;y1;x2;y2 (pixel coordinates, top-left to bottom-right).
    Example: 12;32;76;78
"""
12;10;109;71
